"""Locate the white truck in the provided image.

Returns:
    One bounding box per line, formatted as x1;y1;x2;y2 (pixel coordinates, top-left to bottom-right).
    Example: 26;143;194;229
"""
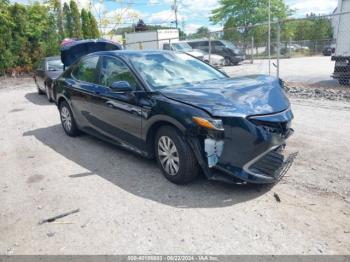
332;0;350;85
124;29;225;67
125;29;179;51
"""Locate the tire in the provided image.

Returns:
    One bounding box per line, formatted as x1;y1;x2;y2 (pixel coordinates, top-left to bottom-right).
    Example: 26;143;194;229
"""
224;57;231;66
45;85;53;102
59;100;80;137
37;86;44;95
338;79;349;86
155;126;199;184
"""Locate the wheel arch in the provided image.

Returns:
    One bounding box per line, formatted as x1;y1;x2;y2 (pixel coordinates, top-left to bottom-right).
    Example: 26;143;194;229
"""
145;117;187;158
57;95;68;108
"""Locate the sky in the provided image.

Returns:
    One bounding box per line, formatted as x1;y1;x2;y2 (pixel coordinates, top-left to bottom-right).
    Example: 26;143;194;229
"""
89;0;338;33
14;0;339;33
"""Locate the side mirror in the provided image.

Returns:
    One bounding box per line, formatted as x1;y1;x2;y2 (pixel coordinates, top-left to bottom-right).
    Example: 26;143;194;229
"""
110;81;132;92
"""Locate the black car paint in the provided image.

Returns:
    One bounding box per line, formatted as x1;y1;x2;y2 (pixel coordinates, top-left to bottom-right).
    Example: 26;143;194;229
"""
54;50;293;184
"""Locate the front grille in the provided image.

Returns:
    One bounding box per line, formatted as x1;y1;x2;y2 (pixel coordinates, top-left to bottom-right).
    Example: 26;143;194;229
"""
250;150;285;178
250;119;290;135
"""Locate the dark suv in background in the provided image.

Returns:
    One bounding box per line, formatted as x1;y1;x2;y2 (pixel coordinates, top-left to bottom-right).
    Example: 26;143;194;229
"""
186;40;245;66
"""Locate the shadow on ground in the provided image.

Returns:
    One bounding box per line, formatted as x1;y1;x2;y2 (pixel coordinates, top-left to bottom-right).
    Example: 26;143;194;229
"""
25;92;53;106
23;124;272;208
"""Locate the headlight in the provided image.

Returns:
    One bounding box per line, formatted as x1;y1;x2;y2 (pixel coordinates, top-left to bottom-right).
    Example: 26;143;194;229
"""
192;117;224;131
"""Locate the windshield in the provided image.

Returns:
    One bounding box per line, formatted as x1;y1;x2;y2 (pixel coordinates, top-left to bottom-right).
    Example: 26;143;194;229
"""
221;40;236;49
171;43;192;52
47;59;64;71
129;52;227;90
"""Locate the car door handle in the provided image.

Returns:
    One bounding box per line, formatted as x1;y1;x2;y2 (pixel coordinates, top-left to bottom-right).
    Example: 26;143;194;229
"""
94;91;101;95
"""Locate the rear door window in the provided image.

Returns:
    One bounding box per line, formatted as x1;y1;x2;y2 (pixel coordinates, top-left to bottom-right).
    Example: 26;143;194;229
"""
72;56;99;84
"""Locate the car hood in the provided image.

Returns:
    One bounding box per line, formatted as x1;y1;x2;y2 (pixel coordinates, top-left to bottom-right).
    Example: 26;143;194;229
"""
47;70;63;80
160;75;290;117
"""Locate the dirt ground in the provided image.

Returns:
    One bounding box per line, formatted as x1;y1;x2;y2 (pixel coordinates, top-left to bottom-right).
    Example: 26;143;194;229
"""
0;77;349;255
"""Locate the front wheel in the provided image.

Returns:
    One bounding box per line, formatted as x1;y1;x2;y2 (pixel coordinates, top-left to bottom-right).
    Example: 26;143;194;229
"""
155;126;199;184
59;101;80;137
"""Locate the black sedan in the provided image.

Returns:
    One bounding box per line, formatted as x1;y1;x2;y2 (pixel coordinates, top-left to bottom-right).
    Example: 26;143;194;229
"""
54;43;294;185
34;56;63;102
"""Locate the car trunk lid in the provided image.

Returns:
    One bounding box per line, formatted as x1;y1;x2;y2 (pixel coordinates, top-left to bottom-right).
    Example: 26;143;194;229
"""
60;39;122;67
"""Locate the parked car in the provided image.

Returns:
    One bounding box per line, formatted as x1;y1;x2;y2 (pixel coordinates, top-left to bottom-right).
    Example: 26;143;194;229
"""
281;44;310;55
162;42;225;67
34;56;64;102
54;40;294;185
186;40;245;66
323;46;333;56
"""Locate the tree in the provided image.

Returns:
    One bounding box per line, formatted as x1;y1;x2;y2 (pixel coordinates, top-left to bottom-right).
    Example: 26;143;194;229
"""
135;19;147;32
187;26;210;39
211;0;292;26
9;3;30;66
0;0;14;74
88;11;100;38
70;0;82;38
81;8;91;39
63;2;73;38
211;0;292;50
51;0;65;39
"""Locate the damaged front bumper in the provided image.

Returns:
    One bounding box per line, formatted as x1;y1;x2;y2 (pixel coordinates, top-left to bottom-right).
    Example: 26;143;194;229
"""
188;108;296;184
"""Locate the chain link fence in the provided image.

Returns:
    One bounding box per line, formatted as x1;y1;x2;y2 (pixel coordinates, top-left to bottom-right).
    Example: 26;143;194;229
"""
122;12;350;86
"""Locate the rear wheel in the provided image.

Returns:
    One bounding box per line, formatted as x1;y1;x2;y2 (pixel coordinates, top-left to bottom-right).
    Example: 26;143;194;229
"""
155;126;199;184
45;85;53;102
37;86;44;95
59;101;80;137
338;79;350;86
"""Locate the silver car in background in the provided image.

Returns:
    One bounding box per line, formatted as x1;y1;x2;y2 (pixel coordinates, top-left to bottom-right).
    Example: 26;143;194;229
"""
162;42;225;67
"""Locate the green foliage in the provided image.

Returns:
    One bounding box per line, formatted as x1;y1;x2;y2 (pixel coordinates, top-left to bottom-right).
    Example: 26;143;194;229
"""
285;15;333;41
0;0;15;73
81;9;91;38
188;26;209;39
211;0;292;26
70;0;82;38
211;0;292;49
63;2;73;38
88;11;100;38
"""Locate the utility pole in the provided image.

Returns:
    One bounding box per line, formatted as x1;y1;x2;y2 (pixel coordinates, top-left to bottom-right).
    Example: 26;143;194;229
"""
268;0;271;76
172;0;178;29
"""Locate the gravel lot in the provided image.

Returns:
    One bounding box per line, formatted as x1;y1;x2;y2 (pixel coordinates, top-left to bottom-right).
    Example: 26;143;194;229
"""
0;77;349;255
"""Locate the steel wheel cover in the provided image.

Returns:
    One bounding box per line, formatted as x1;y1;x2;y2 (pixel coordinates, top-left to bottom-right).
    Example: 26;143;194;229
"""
158;136;180;176
61;106;72;132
